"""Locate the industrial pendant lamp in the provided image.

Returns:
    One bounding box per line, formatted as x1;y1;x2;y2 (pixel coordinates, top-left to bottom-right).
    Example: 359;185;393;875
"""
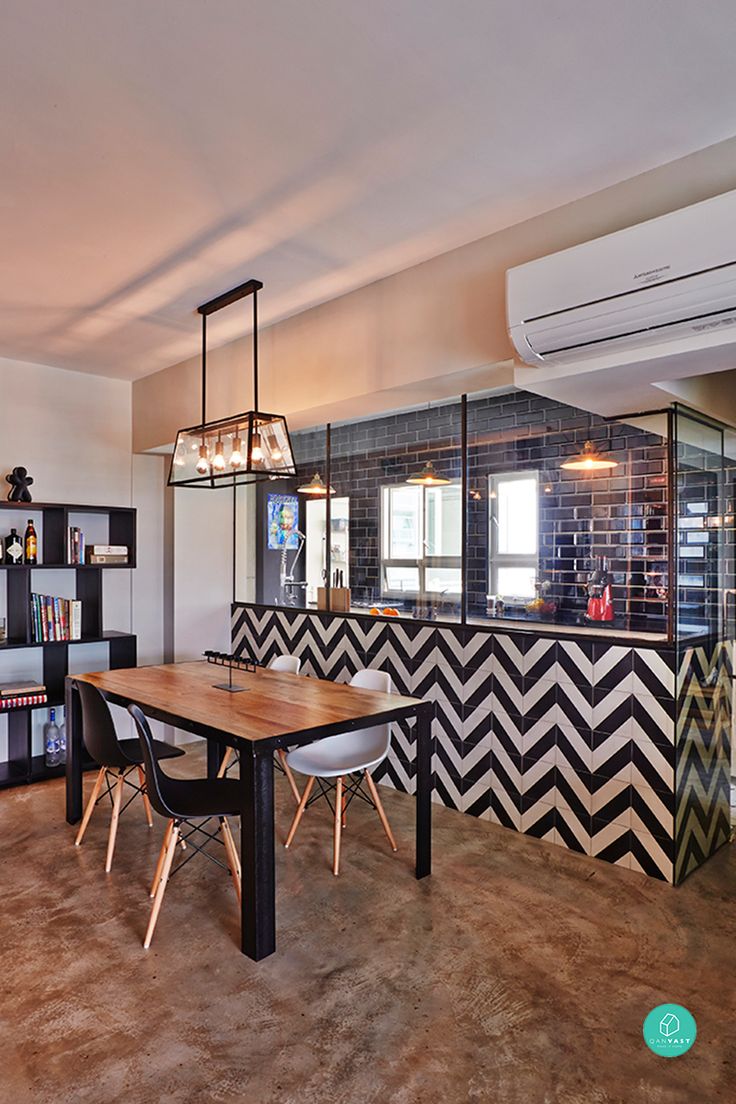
297;471;335;496
560;439;618;472
168;279;297;488
406;459;452;486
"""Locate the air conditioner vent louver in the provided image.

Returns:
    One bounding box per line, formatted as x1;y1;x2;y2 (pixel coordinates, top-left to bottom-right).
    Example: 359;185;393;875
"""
532;302;736;361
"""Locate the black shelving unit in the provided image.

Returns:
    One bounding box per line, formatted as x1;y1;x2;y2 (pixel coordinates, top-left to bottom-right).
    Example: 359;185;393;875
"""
0;501;137;790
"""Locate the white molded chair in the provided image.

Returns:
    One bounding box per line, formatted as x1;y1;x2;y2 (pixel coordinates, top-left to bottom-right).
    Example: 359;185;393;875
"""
284;668;397;875
218;653;302;803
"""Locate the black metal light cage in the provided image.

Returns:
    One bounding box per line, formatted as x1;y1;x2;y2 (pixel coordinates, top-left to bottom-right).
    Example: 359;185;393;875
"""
167;279;298;488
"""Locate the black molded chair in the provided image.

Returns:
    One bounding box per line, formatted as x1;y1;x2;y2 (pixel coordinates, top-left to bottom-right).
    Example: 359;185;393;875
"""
74;681;184;872
128;703;243;950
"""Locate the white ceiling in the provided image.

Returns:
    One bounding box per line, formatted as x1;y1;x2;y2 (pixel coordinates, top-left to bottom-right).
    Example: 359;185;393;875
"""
3;0;736;380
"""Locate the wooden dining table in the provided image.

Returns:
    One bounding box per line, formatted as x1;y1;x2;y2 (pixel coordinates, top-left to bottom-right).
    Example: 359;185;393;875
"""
65;661;433;961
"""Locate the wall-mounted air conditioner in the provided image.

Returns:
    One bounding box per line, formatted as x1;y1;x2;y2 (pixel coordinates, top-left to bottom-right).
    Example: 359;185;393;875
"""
507;189;736;373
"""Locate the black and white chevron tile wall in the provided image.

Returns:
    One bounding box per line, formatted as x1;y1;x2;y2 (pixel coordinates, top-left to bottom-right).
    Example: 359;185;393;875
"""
675;640;732;883
232;603;730;884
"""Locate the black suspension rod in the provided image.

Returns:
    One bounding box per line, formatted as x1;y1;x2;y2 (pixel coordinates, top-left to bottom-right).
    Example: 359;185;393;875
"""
253;287;259;412
201;313;207;426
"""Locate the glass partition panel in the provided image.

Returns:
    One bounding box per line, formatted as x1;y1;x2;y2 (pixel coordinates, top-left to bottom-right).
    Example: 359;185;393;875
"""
466;391;670;634
304;494;350;603
674;409;724;640
234;482;256;603
724;428;736;647
254;425;327;608
242;389;722;640
330;400;463;621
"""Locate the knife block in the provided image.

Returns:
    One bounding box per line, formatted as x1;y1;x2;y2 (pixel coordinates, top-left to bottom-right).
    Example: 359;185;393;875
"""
317;587;351;612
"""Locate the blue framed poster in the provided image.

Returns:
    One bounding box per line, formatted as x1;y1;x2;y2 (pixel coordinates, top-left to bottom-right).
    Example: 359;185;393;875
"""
267;494;299;549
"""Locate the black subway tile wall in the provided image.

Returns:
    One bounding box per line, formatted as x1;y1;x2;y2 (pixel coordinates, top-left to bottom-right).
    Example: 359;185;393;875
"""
466;392;668;633
262;389;670;634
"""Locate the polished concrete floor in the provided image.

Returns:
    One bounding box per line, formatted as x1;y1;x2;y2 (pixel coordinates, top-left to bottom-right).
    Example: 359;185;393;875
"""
1;744;734;1104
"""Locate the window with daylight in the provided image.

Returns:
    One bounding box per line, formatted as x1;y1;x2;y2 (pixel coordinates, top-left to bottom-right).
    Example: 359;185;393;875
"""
381;483;461;597
489;471;539;599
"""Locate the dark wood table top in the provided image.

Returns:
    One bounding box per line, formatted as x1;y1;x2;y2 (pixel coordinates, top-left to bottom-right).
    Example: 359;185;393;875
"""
70;661;423;744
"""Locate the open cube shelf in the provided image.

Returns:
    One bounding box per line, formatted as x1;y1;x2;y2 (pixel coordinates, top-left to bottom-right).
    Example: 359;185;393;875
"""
0;501;137;790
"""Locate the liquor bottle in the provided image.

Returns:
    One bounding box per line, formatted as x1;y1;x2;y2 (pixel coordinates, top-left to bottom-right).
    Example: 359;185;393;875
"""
24;519;37;565
58;716;67;765
44;709;60;768
4;527;24;565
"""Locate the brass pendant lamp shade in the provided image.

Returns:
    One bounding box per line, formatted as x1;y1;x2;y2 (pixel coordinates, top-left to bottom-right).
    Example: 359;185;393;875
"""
297;472;335;496
168;280;297;488
560;439;618;472
406;460;452;486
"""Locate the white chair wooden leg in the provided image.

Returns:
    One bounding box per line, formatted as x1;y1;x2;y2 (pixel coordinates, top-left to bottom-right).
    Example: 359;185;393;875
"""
278;749;301;804
333;776;344;875
105;770;126;873
284;776;315;848
137;766;153;827
365;770;398;852
217;747;234;778
144;823;179;949
220;818;242;904
149;819;174;897
74;767;106;847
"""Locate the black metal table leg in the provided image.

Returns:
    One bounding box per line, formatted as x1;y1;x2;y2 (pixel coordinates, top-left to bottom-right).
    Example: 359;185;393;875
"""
65;679;83;824
415;702;433;878
206;738;227;779
239;746;276;960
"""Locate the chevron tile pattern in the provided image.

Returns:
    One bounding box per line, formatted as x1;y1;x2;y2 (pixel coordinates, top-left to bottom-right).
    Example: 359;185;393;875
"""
674;639;732;884
231;604;726;884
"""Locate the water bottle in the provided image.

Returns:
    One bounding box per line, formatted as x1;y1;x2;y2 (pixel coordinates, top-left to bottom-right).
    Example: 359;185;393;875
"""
44;708;61;768
58;716;67;766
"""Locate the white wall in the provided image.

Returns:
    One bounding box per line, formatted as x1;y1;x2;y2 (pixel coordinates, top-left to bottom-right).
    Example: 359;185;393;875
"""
132;453;166;665
170;480;257;663
0;356;164;759
1;358;132;503
164;484;237;748
234;483;256;605
172;488;232;661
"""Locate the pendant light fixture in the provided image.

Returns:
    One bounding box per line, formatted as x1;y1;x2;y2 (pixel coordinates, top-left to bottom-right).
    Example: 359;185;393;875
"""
297;471;335;496
168;279;297;488
560;438;618;472
406;459;452;486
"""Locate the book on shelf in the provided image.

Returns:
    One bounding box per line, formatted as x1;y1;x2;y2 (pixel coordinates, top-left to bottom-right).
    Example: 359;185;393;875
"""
30;593;82;642
0;693;48;710
0;679;46;697
67;527;85;565
67;532;129;565
86;544;129;565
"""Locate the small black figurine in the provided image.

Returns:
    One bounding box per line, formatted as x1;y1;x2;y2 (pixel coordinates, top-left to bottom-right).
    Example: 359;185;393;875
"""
6;466;34;503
